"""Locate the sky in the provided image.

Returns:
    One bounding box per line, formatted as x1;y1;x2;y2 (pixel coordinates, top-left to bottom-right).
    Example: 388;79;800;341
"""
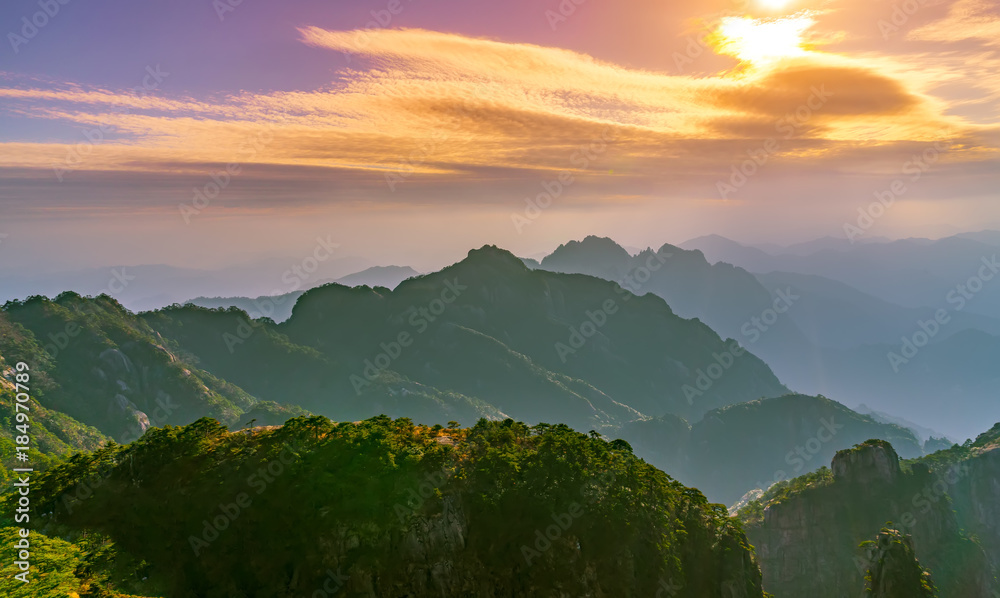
1;0;999;272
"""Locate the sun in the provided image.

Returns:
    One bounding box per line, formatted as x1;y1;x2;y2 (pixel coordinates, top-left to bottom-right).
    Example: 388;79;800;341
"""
714;15;813;65
758;0;795;10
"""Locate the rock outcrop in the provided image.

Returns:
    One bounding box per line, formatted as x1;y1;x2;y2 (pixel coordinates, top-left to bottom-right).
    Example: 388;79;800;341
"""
941;425;1000;577
832;439;901;485
743;439;998;598
862;528;936;598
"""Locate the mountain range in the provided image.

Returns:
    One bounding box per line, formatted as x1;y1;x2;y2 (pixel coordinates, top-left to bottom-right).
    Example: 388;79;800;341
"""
530;235;1000;440
185;265;421;321
682;232;1000;319
1;240;997;596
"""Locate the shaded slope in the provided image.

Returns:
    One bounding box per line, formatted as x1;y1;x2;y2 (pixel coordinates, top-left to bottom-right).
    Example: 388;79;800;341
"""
620;394;921;504
1;294;254;442
281;245;787;422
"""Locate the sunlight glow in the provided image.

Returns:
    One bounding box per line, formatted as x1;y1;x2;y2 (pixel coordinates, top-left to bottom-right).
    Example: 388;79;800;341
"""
714;15;814;65
758;0;795;10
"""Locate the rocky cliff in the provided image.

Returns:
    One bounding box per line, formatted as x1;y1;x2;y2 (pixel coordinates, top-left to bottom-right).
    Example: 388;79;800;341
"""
862;528;936;598
740;438;999;597
929;423;1000;578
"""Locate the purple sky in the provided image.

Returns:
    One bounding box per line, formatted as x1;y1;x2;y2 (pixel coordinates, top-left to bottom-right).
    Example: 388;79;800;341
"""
1;0;998;273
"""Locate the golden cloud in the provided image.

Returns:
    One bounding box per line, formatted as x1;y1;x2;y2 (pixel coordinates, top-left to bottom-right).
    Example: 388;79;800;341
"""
0;26;989;201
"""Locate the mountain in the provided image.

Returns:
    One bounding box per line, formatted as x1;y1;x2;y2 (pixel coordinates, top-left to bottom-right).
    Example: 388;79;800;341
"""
679;235;777;272
144;246;787;433
0;244;788;468
771;235;891;256
0;294;260;444
681;234;1000;320
862;528;938;598
0;373;107;489
855;404;946;443
0;254;371;314
817;329;1000;440
738;429;1000;597
538;236;1000;440
139;303;509;430
539;236;802;357
329;265;419;288
755;270;1000;349
540;236;634;281
8;416;769;597
185;266;421;322
184;290;305;322
620;394;923;504
956;230;1000;246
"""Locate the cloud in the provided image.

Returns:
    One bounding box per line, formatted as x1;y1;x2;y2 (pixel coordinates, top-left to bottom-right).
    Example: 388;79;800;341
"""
0;25;992;214
909;0;1000;46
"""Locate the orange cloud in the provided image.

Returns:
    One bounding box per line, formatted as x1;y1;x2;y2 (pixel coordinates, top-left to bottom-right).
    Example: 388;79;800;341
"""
0;25;991;207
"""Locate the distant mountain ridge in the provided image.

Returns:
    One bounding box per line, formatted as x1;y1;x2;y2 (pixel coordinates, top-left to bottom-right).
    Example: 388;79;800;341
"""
186;265;420;321
0;254;372;313
621;393;924;504
534;235;1000;440
1;246;788;463
681;232;1000;319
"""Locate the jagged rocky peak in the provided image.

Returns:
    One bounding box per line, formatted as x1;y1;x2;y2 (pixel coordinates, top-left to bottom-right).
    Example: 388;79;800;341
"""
862;528;936;598
832;439;901;485
463;244;529;269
